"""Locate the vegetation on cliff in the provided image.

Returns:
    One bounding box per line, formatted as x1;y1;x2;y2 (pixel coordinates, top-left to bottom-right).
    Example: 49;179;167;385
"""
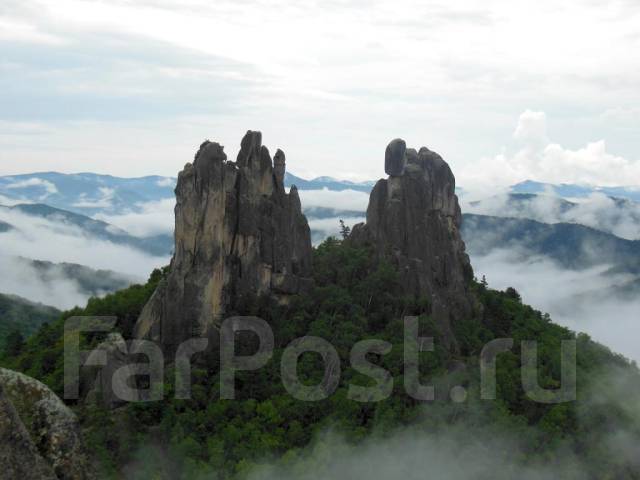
2;237;639;479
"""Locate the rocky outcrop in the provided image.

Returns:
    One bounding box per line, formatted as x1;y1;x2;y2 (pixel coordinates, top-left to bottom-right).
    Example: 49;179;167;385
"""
0;368;93;479
134;131;313;355
83;333;139;409
351;141;475;348
0;384;56;480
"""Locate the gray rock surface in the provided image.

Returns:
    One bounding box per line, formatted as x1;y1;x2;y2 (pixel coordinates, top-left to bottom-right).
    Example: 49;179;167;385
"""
83;333;140;409
134;131;313;355
0;384;57;480
351;142;476;349
384;138;407;176
0;368;93;479
273;148;286;189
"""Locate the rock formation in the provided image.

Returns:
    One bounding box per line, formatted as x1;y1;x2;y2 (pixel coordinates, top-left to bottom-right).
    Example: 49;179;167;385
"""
351;140;475;348
83;333;140;409
0;368;93;480
134;131;313;355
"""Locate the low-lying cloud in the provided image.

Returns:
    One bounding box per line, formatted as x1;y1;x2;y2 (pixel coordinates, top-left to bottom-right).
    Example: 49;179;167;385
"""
4;177;58;195
0;194;27;206
308;215;365;244
94;198;176;237
72;186;116;209
0;207;167;308
298;188;370;212
245;427;586;480
470;248;640;362
463;192;640;240
0;255;136;310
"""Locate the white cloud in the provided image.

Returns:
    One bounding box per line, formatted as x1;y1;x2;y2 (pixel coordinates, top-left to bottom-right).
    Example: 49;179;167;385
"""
5;177;58;195
601;106;640;124
0;194;28;206
72;186;115;208
1;1;639;181
0;207;168;278
0;255;137;310
0;17;66;45
307;215;365;244
94;197;175;237
463;192;640;240
156;177;176;187
513;109;548;145
298;188;370;212
242;420;630;480
471;248;640;362
460;111;640;190
0;255;87;309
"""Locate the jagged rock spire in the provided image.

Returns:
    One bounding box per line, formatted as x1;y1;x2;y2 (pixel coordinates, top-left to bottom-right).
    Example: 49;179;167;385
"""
134;131;313;354
352;139;476;349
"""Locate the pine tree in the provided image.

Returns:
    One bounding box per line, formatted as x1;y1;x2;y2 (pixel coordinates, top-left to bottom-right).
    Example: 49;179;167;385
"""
339;219;351;239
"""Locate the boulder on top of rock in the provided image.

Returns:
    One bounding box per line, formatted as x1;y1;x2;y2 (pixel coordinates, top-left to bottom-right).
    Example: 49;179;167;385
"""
384;138;407;176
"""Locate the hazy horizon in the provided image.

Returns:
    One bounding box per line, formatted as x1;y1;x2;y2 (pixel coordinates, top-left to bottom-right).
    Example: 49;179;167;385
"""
1;0;639;189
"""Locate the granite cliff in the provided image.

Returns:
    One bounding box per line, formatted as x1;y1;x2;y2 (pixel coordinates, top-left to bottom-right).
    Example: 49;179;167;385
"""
351;139;476;348
133;134;474;357
133;131;313;355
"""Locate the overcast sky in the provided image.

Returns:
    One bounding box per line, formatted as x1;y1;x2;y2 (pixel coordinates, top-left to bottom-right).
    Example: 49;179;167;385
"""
1;0;639;187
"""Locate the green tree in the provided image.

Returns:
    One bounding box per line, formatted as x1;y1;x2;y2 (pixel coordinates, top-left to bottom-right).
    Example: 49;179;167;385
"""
339;219;351;239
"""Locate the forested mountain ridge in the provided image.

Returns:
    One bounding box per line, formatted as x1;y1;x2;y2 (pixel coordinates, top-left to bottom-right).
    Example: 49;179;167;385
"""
462;213;640;270
0;293;60;353
0;203;173;256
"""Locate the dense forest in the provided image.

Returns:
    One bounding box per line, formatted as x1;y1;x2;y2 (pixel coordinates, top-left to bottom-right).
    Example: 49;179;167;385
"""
2;237;640;479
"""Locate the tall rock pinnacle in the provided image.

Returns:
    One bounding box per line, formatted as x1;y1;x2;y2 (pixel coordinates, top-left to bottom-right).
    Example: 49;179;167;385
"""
134;131;313;353
351;139;475;348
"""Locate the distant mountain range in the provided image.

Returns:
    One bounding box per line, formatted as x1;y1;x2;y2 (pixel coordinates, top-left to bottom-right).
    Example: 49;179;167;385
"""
3;171;640;212
0;203;173;257
26;259;137;297
466;193;640;240
2;170;640;322
0;220;12;233
0;171;375;217
511;180;640;202
460;212;640;337
0;255;143;310
0;172;177;216
284;173;375;193
461;213;640;271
